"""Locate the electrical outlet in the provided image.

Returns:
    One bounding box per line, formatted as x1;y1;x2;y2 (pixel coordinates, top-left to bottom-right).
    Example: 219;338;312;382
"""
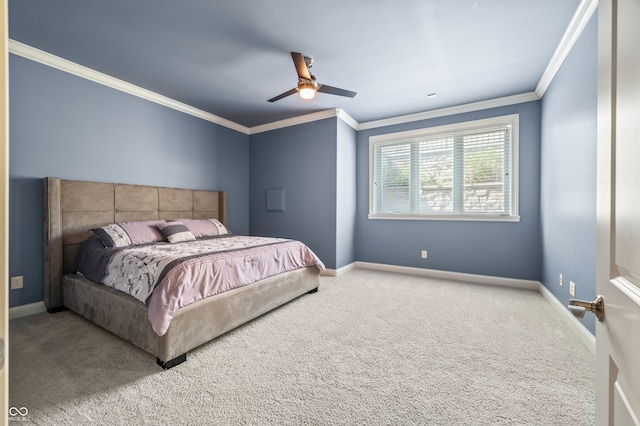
11;276;23;290
421;250;428;259
559;274;563;286
569;281;576;297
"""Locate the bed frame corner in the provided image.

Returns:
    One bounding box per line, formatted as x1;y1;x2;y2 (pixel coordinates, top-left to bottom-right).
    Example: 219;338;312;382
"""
156;353;187;370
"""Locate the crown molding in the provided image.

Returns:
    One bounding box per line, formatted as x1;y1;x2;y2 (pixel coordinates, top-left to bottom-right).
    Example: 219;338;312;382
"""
336;108;358;130
9;0;595;137
249;108;351;134
250;92;540;134
357;92;539;131
9;38;357;136
535;0;598;97
8;39;250;135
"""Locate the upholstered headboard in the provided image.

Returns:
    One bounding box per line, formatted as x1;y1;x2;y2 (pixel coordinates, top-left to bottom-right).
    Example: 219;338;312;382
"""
43;177;228;311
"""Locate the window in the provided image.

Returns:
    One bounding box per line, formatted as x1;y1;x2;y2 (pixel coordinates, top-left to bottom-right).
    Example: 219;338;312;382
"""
369;114;519;221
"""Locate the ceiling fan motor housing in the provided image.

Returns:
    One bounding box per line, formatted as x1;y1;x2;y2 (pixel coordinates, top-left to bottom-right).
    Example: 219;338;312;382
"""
304;56;314;68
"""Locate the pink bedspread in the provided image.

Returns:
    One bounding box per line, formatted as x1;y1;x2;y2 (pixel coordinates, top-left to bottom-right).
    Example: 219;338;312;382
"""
100;236;324;335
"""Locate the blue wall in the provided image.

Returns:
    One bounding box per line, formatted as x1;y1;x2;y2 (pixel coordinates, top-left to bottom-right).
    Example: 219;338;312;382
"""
540;14;598;334
9;55;249;307
356;102;542;280
336;118;357;269
249;118;338;268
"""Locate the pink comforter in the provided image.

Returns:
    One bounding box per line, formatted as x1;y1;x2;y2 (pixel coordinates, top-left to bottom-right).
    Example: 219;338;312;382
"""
101;236;324;335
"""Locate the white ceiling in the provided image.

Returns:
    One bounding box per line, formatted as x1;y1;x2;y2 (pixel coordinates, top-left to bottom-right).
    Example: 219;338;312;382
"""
9;0;587;128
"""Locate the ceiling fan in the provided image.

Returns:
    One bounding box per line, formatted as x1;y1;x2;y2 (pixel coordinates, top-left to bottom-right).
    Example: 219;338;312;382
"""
268;52;357;102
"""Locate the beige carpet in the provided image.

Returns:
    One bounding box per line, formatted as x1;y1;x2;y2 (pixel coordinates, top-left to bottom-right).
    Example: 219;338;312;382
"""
9;269;595;425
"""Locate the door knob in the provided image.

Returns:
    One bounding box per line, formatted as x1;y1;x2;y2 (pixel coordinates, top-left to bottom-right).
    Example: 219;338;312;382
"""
568;295;604;322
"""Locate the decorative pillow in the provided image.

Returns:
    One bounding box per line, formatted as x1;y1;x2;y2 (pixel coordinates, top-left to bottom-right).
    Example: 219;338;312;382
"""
91;224;133;248
171;218;229;238
208;218;229;235
91;220;167;247
119;220;166;245
156;221;196;243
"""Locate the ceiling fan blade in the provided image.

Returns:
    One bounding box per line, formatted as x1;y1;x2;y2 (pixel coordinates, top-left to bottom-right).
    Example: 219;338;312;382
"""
317;84;357;98
267;88;298;103
291;52;311;80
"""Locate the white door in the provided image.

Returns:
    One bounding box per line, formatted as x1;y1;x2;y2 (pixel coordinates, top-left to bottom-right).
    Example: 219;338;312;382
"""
0;0;8;423
595;0;640;424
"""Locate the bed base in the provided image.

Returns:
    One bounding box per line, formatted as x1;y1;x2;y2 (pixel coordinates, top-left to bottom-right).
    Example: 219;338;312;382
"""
155;285;319;370
61;267;320;368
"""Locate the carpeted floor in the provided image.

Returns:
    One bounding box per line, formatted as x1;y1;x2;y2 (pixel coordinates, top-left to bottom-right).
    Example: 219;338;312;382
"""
9;269;595;425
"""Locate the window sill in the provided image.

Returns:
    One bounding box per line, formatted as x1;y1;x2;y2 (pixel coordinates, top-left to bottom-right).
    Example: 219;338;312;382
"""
368;214;521;222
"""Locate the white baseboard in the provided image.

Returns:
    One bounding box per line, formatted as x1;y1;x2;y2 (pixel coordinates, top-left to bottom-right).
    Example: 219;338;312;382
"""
355;261;540;290
9;301;47;320
321;262;357;277
538;284;596;354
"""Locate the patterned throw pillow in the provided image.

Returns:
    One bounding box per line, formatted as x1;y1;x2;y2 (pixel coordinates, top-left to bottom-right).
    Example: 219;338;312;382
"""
91;224;133;248
170;218;229;238
91;220;167;247
208;218;229;235
156;221;196;244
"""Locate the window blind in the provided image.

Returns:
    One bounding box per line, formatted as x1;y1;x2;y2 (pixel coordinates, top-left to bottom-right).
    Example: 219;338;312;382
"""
371;117;516;219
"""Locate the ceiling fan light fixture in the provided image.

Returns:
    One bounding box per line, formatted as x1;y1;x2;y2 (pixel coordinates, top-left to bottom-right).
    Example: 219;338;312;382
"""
267;52;356;103
298;82;316;100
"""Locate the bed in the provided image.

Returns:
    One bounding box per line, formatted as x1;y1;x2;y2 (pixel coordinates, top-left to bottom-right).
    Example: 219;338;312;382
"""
43;177;323;369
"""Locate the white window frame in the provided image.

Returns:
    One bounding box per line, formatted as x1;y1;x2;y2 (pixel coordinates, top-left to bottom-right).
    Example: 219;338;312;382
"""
369;114;520;222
